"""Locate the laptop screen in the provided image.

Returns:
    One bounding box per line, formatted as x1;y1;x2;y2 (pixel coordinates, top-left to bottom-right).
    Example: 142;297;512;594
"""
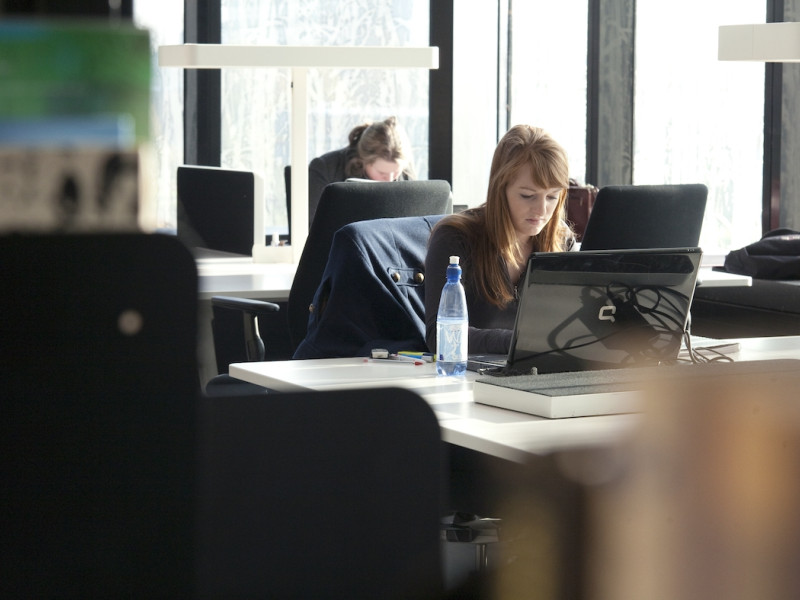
579;184;707;251
177;165;258;256
505;247;702;374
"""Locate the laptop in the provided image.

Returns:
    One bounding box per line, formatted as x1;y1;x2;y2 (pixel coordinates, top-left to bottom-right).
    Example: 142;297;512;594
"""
579;184;707;251
467;247;703;375
177;165;263;256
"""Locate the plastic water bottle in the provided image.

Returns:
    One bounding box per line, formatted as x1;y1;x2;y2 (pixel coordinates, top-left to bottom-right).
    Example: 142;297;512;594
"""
436;256;468;376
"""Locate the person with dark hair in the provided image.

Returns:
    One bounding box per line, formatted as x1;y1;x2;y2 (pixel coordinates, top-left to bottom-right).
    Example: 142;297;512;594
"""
307;116;416;225
424;125;576;355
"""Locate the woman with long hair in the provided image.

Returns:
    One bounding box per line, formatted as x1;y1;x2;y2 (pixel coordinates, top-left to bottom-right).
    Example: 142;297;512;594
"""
424;125;575;354
308;116;416;225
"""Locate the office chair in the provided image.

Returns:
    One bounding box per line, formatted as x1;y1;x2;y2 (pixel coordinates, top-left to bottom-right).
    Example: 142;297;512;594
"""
204;295;283;396
196;386;444;599
287;179;453;351
294;214;446;359
579;183;708;251
2;232;198;597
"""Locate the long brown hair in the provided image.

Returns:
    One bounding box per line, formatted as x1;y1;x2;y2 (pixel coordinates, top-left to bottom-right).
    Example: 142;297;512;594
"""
435;125;573;307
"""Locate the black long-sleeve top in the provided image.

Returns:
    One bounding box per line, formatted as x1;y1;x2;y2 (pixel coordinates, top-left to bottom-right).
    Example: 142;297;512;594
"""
424;223;517;355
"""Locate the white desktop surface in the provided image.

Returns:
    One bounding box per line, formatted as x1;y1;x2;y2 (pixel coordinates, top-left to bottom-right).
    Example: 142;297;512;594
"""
228;357;638;463
196;256;296;301
229;336;800;463
695;267;751;288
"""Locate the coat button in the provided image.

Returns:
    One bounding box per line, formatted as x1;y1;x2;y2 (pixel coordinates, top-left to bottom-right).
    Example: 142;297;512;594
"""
414;272;425;283
391;271;401;282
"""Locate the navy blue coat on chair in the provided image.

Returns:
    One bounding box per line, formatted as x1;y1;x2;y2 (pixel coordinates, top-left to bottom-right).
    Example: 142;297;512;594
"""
293;214;446;359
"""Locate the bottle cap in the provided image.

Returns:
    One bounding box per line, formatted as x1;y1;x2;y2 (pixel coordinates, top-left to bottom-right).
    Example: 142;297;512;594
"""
449;256;460;265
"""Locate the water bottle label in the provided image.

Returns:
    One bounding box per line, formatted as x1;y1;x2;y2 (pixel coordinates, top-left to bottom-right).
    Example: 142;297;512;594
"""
437;321;468;362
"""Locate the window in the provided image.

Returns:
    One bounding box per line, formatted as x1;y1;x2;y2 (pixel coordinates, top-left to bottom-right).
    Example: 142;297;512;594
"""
634;3;765;253
133;0;184;230
508;0;588;185
452;0;588;207
220;0;430;232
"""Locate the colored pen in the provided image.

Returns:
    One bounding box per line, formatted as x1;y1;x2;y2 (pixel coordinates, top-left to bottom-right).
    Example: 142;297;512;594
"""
397;351;434;362
389;353;426;364
363;357;424;366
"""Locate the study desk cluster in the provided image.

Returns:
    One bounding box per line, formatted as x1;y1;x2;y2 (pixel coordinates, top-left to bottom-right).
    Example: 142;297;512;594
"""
230;335;800;465
195;253;751;386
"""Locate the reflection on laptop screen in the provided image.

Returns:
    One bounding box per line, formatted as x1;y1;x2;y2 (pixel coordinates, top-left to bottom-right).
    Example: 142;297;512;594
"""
503;248;702;374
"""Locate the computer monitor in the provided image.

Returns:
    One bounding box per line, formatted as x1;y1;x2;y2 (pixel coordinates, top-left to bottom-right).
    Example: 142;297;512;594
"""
177;165;263;256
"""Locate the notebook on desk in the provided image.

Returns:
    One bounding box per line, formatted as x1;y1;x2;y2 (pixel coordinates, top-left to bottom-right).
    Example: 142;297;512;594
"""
467;247;703;375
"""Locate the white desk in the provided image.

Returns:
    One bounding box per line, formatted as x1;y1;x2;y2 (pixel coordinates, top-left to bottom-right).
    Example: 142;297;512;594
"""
227;357;641;463
196;256;296;301
695;268;751;288
196;260;749;387
229;336;800;463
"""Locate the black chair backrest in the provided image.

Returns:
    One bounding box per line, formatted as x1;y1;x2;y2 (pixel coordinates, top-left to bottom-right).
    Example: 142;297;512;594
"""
293;214;446;359
196;387;443;599
287;179;453;350
2;232;198;596
580;183;708;251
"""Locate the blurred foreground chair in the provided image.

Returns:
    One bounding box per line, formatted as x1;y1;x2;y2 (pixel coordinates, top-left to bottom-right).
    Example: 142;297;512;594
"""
288;179;452;351
2;232;198;597
196;386;444;599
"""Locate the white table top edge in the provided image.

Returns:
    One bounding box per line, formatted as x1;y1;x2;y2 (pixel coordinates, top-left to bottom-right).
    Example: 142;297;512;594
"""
228;336;800;463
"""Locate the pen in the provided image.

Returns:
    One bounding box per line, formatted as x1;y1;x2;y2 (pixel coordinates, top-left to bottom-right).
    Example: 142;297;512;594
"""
396;351;434;362
363;357;424;366
389;353;426;364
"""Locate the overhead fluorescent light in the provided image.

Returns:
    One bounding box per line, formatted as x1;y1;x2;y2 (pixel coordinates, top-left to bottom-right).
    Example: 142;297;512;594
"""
158;44;439;69
719;22;800;62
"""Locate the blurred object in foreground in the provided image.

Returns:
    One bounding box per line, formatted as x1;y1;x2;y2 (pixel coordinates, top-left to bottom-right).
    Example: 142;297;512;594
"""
476;363;800;600
589;365;800;600
0;19;151;232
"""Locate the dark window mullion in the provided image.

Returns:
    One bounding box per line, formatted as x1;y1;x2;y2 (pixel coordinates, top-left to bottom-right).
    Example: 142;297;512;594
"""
585;0;601;186
763;0;784;233
184;0;221;167
429;0;454;184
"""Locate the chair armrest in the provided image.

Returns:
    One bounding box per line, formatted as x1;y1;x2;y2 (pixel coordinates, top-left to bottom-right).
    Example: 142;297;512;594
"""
211;296;280;317
210;296;281;363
